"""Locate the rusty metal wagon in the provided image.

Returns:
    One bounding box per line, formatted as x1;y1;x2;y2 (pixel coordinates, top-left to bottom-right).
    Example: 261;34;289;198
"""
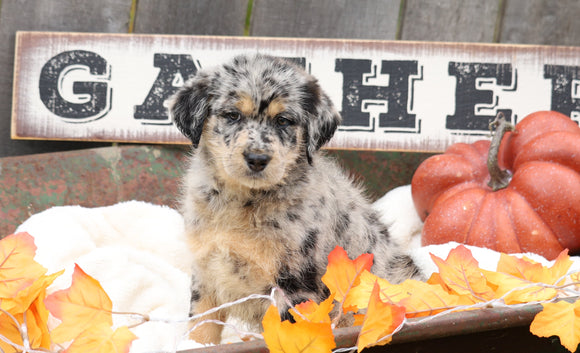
2;1;579;352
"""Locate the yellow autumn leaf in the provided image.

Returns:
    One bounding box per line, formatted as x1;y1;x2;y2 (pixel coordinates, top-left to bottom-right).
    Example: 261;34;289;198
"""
321;246;373;312
2;270;63;313
570;271;580;291
398;279;471;317
346;270;467;318
498;250;572;285
262;304;336;353
483;270;548;304
344;270;408;312
545;250;574;284
530;300;580;352
484;251;573;304
483;254;558;304
45;264;113;343
0;232;47;298
0;309;23;353
430;245;495;301
357;282;406;352
290;295;334;324
64;323;137;353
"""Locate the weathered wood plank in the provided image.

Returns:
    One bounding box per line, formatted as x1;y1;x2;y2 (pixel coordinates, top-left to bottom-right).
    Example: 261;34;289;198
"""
499;0;580;46
12;32;580;153
134;0;248;35
0;0;132;157
0;0;132;32
401;0;500;42
250;0;401;39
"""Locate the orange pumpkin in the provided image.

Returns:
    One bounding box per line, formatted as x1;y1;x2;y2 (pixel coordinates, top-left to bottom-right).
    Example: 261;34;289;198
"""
411;111;580;260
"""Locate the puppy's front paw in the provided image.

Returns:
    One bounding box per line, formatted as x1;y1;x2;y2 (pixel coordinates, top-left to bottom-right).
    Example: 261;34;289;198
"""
189;320;224;345
189;296;226;345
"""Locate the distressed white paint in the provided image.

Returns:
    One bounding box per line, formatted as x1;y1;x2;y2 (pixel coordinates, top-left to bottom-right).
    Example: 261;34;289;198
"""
12;32;580;152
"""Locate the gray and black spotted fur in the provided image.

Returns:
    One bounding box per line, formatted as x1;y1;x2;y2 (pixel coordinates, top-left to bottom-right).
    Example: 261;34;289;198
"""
170;54;421;344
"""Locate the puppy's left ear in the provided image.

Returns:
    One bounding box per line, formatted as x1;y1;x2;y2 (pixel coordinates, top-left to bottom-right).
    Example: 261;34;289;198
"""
305;80;341;164
169;72;212;148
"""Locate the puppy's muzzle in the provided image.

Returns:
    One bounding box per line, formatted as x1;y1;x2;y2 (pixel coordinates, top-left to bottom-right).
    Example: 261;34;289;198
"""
244;151;272;172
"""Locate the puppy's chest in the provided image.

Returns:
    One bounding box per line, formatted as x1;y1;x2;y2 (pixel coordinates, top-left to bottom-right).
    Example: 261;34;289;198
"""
189;199;300;297
192;231;281;296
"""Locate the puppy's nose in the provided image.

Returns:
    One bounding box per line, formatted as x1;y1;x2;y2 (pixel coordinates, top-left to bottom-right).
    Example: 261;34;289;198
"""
244;152;271;172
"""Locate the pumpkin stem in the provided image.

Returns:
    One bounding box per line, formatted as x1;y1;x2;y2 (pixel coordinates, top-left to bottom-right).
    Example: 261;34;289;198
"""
487;112;514;191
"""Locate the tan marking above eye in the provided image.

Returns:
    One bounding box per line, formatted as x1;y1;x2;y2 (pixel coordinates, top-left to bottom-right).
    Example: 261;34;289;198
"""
235;93;256;116
266;98;286;118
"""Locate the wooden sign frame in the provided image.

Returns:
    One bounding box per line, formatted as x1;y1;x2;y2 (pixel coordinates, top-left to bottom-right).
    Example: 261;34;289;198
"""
12;31;580;152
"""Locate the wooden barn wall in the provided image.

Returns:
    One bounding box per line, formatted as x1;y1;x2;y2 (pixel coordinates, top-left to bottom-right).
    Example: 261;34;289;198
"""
1;0;580;158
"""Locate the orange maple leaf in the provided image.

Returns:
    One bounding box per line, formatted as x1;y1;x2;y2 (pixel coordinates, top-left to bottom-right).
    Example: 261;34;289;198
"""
0;294;52;353
430;245;495;301
357;282;406;352
63;323;137;353
321;246;373;312
353;313;365;326
426;272;445;287
484;251;572;304
530;300;580;352
27;293;53;350
262;304;336;353
0;232;47;298
0;233;58;353
45;264;113;343
290;296;334;324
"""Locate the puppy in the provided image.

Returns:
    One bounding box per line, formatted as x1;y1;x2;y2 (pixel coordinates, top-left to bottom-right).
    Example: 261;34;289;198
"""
170;54;421;344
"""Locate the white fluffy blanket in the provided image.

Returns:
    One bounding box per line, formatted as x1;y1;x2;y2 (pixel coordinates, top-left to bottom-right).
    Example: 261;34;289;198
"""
17;201;197;352
15;185;571;352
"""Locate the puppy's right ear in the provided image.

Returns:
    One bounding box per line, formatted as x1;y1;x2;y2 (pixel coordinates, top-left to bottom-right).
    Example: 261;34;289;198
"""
169;73;212;148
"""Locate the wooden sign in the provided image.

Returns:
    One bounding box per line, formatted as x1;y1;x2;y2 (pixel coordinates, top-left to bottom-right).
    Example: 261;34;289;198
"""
12;31;580;152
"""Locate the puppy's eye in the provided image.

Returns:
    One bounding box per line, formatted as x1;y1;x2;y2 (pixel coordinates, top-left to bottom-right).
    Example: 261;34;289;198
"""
276;116;293;127
224;112;242;123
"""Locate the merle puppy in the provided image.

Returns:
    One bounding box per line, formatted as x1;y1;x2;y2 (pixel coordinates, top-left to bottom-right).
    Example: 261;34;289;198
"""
170;53;421;344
